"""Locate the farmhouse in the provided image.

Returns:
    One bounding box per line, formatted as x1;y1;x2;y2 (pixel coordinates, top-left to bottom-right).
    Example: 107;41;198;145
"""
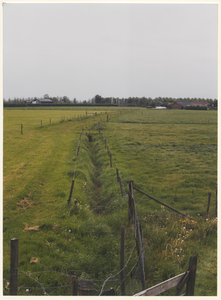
170;102;190;109
32;99;53;104
171;101;210;109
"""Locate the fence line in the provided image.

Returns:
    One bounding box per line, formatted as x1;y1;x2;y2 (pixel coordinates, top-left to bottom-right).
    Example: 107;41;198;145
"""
72;118;214;296
94;124;203;296
18;110;121;134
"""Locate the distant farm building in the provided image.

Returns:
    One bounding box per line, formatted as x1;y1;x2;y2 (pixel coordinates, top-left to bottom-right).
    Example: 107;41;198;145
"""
170;102;190;109
170;102;210;109
32;99;53;104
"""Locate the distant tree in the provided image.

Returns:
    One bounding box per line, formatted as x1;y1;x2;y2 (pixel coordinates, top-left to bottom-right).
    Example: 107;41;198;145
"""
43;94;49;99
104;97;111;104
62;96;70;103
214;99;217;108
52;97;59;103
94;94;103;104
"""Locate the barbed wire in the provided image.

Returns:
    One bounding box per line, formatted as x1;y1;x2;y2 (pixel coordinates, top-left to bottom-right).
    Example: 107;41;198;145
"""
115;259;139;294
98;242;137;296
18;269;49;296
4;265;122;296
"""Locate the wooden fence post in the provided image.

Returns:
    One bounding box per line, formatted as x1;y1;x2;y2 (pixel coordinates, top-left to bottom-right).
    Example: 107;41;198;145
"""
186;255;197;296
21;124;23;134
121;226;126;296
67;179;75;204
71;275;78;295
128;180;134;223
10;238;19;295
134;223;146;290
102;288;116;295
78;279;93;295
206;192;211;217
119;177;124;197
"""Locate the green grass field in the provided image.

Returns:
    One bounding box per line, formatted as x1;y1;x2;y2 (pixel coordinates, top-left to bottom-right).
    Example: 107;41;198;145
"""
3;107;217;296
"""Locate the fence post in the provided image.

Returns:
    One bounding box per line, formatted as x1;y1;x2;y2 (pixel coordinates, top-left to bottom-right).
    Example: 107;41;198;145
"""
120;226;126;296
67;179;75;204
10;238;19;295
206;192;211;217
128;180;134;223
78;279;93;295
101;288;116;296
119;177;124;197
137;224;145;290
71;276;78;295
186;255;197;296
21;124;23;134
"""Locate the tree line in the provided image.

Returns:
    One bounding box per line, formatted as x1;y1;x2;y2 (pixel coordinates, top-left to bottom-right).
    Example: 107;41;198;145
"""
3;94;217;108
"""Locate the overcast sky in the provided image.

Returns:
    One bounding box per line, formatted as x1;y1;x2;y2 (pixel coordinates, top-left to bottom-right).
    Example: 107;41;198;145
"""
3;3;218;101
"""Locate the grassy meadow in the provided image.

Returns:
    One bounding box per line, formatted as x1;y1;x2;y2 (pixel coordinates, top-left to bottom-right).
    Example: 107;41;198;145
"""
3;107;217;296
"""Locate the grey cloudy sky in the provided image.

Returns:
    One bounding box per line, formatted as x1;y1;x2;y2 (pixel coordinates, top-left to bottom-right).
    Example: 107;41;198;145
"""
3;3;218;101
